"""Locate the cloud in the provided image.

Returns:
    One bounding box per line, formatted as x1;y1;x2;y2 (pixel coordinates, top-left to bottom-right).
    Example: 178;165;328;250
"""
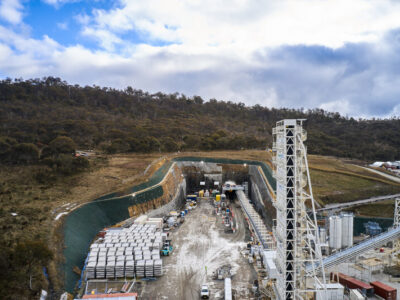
0;0;400;118
0;0;23;25
57;22;68;30
81;0;400;53
42;0;80;7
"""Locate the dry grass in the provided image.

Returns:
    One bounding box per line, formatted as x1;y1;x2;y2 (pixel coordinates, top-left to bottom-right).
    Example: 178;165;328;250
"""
308;155;400;205
309;155;400;186
351;199;395;218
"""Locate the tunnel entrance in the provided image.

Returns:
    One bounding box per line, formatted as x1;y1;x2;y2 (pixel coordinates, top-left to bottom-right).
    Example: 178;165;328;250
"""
177;161;276;230
224;191;236;200
180;163;250;194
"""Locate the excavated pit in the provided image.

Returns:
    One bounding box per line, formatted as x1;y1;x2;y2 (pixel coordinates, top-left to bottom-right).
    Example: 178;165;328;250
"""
62;159;276;294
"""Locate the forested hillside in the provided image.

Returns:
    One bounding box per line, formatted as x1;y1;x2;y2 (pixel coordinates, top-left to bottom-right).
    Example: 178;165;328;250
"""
1;77;400;162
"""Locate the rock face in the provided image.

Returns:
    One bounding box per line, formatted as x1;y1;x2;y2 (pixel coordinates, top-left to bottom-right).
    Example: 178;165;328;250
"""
128;164;185;218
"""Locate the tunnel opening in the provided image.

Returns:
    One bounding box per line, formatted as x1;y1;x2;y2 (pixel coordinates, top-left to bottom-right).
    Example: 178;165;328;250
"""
180;163;250;194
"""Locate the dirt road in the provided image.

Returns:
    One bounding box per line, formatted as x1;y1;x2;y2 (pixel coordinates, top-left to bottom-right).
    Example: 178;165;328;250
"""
140;199;257;299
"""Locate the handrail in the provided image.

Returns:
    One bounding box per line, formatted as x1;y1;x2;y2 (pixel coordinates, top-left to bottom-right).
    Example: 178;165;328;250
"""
236;190;269;248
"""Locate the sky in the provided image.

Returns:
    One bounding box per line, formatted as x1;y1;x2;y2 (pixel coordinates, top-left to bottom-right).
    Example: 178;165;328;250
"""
0;0;400;118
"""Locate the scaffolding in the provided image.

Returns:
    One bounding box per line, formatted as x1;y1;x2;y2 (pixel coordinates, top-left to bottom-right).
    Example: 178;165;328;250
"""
272;119;326;300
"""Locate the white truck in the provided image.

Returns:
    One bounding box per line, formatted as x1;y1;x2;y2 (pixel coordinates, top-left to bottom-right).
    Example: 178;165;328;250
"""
200;285;210;299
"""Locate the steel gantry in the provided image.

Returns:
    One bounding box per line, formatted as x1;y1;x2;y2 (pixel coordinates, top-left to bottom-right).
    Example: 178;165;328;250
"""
272;119;326;300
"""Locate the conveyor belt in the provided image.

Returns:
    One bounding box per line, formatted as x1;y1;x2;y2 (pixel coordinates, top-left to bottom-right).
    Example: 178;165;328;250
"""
236;190;273;248
315;193;400;212
306;226;400;272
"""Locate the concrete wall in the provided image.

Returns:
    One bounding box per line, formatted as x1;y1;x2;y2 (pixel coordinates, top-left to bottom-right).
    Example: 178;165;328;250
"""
147;179;186;218
249;165;276;229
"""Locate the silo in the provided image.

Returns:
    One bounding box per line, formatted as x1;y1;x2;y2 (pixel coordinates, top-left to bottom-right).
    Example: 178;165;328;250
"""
329;216;342;249
319;228;327;243
341;212;354;247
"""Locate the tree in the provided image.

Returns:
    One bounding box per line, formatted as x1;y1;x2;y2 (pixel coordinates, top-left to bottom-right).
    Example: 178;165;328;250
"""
49;136;76;155
107;139;130;154
43;154;89;175
161;137;179;152
0;138;11;154
13;240;53;290
9;143;40;164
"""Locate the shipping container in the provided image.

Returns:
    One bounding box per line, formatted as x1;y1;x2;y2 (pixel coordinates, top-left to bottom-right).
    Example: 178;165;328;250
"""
225;277;232;300
314;283;344;300
265;258;278;279
330;272;374;296
370;281;397;300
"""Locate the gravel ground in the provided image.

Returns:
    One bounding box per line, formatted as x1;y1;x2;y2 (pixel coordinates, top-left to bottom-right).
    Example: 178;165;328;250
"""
139;198;257;299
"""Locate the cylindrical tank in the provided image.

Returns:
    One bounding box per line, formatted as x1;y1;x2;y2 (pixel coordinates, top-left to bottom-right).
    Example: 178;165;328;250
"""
329;216;342;249
319;228;327;243
341;212;354;248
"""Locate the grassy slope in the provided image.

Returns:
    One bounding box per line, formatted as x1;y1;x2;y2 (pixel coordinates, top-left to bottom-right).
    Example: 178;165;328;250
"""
308;155;400;207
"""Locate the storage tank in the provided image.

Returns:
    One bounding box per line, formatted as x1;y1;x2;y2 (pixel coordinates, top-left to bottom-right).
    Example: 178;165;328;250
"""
341;212;354;248
319;227;327;243
329;216;342;249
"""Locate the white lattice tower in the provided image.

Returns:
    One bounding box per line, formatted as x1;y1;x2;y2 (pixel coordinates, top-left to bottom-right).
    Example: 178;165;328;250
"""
394;198;400;229
272;119;326;300
390;198;400;265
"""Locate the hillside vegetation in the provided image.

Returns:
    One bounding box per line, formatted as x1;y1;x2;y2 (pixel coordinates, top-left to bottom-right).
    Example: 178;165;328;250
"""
1;77;400;162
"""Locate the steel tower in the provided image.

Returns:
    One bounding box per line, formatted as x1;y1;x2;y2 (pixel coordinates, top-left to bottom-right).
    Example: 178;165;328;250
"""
391;198;400;265
394;198;400;229
272;119;326;300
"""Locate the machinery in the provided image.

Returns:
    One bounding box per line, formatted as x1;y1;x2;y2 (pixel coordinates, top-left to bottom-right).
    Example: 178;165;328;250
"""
161;240;173;256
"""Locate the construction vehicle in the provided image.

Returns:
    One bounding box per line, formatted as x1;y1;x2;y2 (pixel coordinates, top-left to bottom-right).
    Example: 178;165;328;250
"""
161;240;173;256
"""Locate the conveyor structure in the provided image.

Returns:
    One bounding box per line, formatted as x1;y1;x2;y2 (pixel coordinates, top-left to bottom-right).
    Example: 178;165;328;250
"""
236;190;274;249
306;226;400;272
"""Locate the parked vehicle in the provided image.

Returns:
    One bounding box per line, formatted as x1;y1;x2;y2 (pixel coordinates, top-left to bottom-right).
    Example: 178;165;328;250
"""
200;285;209;299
